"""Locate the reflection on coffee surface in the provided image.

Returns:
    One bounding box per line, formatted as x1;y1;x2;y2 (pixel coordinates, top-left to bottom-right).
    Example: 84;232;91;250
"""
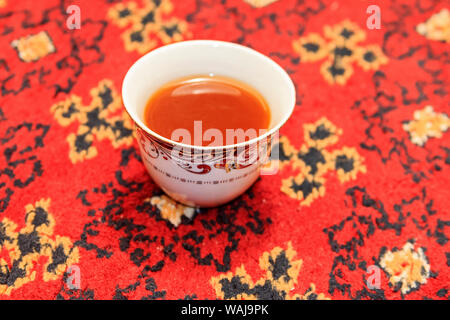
144;75;271;146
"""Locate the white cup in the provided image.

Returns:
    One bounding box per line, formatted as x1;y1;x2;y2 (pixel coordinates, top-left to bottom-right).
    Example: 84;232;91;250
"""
122;40;295;207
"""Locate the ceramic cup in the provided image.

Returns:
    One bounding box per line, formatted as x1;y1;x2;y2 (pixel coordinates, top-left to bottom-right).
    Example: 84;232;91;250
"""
122;40;295;207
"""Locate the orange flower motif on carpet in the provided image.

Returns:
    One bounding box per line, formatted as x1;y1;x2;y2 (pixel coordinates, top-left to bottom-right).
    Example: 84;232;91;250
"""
278;117;366;206
244;0;279;8
403;106;450;146
51;80;133;163
10;31;56;63
293;20;388;84
108;0;190;54
379;241;430;295
147;195;196;227
211;242;328;300
416;8;450;42
0;199;79;295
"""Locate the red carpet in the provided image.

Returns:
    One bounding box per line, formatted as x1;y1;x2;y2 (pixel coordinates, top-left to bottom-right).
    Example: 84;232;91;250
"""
0;0;449;300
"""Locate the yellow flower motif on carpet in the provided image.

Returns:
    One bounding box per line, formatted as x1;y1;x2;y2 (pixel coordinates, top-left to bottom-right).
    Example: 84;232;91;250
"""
320;57;354;85
324;20;366;46
416;8;450;42
281;170;326;206
293;20;388;85
244;0;279;8
278;117;366;206
11;31;55;62
303;117;342;148
355;45;388;71
148;195;195;227
379;241;430;295
0;199;79;295
51;79;133;163
210;242;328;300
403;105;450;146
108;0;190;54
292;33;328;63
331;147;366;183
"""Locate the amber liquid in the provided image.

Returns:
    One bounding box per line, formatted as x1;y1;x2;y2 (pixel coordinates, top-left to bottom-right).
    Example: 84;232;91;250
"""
144;75;271;146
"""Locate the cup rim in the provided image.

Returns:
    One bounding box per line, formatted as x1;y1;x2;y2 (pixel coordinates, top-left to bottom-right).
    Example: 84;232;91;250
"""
122;40;296;151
